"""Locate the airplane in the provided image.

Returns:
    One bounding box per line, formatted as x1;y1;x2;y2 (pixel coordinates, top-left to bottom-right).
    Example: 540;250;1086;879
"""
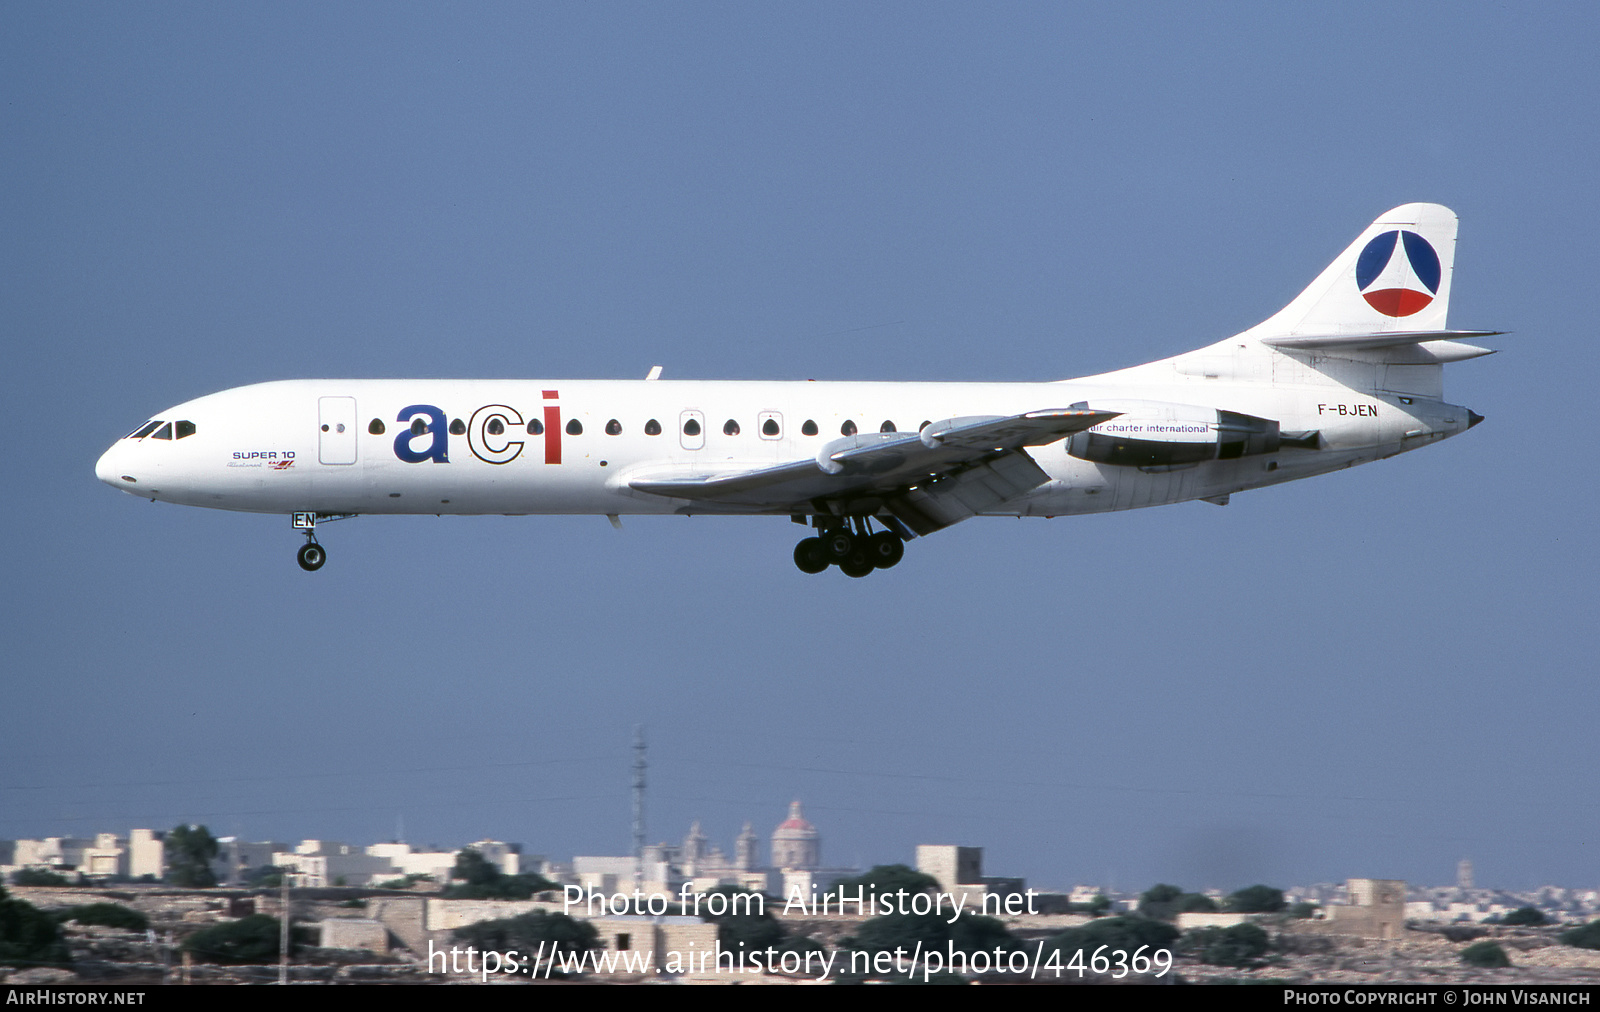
95;203;1495;577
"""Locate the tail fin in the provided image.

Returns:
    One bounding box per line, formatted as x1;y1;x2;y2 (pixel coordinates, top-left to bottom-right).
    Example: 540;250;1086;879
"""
1243;203;1465;342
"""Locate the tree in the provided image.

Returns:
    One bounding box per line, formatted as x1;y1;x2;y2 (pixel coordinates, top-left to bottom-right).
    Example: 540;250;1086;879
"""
454;911;597;971
1182;923;1270;966
10;869;70;887
1225;885;1287;914
1559;921;1600;950
442;848;558;900
849;911;1017;961
1502;907;1546;927
60;903;148;932
830;864;940;901
1070;894;1112;916
0;886;71;969
1138;883;1214;921
241;865;284;889
1042;916;1180;969
1180;893;1219;913
183;914;298;964
693;886;785;949
1460;941;1511;968
166;825;219;888
451;848;499;887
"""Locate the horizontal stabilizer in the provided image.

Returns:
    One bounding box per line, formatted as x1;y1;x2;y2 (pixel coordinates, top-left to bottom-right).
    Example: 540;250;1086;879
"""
1262;330;1503;350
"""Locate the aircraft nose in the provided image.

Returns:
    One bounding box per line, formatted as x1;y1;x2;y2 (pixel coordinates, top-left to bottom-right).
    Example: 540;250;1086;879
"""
96;443;135;489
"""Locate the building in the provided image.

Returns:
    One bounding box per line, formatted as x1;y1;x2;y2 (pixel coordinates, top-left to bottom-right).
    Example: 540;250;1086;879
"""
914;845;1029;913
1317;878;1407;939
568;801;856;901
771;801;821;871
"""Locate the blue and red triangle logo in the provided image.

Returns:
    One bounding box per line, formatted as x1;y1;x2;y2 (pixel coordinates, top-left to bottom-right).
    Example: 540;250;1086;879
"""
1355;230;1441;317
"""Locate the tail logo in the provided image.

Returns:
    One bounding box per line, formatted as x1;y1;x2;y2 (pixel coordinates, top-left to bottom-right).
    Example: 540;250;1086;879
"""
1355;230;1441;317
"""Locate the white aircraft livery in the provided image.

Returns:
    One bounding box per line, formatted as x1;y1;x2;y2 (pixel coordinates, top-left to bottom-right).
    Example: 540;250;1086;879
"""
96;204;1495;576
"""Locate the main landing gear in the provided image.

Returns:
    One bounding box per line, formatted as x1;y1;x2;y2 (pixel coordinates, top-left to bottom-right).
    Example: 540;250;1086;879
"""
794;517;906;577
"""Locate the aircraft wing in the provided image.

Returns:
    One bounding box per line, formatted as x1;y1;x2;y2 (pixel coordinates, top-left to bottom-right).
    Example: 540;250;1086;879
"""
627;407;1117;534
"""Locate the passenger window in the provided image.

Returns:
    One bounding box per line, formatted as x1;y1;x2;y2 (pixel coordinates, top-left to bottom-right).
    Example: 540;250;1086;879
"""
723;419;740;436
175;420;197;439
684;418;702;437
131;421;162;439
605;419;622;435
566;419;583;436
487;418;504;436
369;418;386;435
880;420;896;433
527;418;544;435
411;417;428;436
841;420;857;436
449;418;466;435
644;419;661;436
801;420;818;436
152;422;173;440
762;418;780;437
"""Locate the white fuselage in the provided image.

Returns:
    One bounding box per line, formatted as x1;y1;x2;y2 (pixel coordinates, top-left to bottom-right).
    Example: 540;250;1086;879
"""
93;368;1473;520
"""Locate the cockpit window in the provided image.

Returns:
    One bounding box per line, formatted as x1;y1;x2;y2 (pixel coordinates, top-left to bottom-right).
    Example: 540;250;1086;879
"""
151;422;173;440
175;420;197;439
130;421;162;439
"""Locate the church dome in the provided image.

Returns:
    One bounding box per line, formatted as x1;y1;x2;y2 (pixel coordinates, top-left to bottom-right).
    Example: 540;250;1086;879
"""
771;800;820;870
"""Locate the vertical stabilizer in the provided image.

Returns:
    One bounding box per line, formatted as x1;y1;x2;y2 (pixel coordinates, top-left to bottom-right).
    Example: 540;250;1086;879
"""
1240;203;1458;341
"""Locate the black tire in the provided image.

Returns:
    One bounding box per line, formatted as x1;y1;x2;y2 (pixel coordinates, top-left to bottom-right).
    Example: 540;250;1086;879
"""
793;538;828;574
297;543;326;572
867;531;905;569
839;555;874;578
821;530;856;562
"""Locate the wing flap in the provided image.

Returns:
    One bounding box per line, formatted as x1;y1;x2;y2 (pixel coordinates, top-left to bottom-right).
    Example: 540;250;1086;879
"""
626;407;1117;514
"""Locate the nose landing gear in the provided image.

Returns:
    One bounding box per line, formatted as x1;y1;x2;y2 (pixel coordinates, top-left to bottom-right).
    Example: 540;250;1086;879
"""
291;511;355;572
793;517;906;577
297;539;326;572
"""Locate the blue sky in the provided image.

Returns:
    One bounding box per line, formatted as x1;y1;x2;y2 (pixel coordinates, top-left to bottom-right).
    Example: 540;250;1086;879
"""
4;2;1596;894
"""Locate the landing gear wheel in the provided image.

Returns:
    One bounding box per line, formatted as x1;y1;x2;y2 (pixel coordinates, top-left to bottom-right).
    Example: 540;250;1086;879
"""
839;554;874;578
820;530;856;562
297;542;326;572
867;531;904;569
793;538;828;574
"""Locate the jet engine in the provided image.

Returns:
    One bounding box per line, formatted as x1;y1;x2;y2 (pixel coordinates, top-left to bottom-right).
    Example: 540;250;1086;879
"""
1067;403;1281;469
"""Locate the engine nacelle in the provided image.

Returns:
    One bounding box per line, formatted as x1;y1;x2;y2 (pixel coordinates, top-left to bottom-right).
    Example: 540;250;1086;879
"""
1067;402;1281;469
